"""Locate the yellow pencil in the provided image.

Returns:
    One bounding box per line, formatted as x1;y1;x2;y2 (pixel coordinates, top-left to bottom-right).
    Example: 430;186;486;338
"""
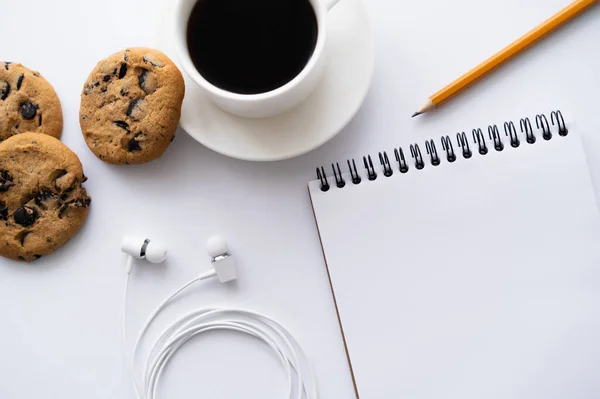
413;0;598;117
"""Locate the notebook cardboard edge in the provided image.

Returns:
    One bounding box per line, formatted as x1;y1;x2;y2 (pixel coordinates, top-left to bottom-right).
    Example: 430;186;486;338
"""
307;185;361;399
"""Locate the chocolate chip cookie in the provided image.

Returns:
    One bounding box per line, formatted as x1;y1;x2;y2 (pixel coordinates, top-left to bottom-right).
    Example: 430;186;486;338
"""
79;48;185;164
0;62;63;141
0;133;91;261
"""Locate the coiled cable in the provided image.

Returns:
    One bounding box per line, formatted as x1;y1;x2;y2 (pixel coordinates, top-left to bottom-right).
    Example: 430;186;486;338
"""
123;274;317;399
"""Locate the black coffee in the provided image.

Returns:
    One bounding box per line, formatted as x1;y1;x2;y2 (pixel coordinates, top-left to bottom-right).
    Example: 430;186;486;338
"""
186;0;318;95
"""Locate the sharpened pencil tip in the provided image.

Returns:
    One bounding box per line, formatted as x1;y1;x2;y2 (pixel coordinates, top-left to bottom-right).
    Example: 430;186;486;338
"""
411;112;421;118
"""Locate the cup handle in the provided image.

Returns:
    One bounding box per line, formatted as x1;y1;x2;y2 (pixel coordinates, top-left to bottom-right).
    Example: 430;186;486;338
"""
324;0;340;11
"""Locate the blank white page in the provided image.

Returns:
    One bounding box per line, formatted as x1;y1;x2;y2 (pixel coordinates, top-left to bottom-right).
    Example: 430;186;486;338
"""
309;131;600;399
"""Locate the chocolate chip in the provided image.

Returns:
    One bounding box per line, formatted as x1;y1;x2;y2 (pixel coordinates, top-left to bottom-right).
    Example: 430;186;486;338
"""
112;68;117;75
0;170;14;192
38;114;42;126
83;84;94;95
1;81;10;100
60;194;68;201
126;99;140;118
33;254;42;259
20;101;38;120
32;72;39;77
142;55;164;68
118;63;127;79
101;87;107;93
127;138;142;152
58;203;69;218
114;120;130;132
138;69;148;89
124;50;130;62
19;231;30;246
16;74;24;90
94;81;100;87
58;197;91;219
14;206;38;227
76;197;91;207
18;256;25;261
120;87;129;96
0;201;8;221
103;75;111;82
34;189;57;207
4;62;11;70
82;174;88;183
138;69;157;94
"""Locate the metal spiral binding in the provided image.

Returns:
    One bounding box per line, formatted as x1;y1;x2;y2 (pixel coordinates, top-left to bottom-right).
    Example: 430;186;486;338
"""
347;159;361;184
363;155;377;180
425;140;441;166
410;144;425;170
394;148;409;173
551;110;568;136
316;166;329;192
315;110;567;192
379;152;394;177
488;125;504;151
440;136;457;162
504;121;520;148
536;114;552;140
520;117;535;144
331;163;345;188
472;129;488;155
456;132;472;158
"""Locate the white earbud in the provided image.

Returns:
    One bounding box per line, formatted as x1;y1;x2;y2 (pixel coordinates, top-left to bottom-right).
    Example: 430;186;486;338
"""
206;235;229;259
120;235;235;282
121;236;168;273
201;235;237;283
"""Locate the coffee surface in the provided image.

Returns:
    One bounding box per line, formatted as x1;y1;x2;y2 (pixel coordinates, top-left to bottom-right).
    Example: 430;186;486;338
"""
186;0;318;95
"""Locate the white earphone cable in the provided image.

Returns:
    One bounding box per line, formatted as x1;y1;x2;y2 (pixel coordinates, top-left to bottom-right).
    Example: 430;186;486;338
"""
123;271;317;399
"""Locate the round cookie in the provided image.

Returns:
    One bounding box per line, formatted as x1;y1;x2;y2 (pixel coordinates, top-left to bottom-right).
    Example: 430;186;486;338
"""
79;48;185;164
0;62;63;141
0;133;91;261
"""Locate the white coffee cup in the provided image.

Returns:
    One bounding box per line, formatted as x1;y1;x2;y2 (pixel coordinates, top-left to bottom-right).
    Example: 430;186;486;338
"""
173;0;340;119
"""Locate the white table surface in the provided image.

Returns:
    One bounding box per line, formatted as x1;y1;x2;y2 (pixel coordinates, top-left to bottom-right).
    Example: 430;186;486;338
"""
1;0;600;398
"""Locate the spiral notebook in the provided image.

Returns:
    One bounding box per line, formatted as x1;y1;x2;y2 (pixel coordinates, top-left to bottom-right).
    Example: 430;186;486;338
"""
308;111;600;399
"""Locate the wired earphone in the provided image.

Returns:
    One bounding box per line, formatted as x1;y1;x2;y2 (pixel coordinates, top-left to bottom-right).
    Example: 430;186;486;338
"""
121;235;317;399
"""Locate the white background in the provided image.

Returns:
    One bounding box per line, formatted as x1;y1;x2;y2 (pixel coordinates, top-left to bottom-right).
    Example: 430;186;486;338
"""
1;0;600;398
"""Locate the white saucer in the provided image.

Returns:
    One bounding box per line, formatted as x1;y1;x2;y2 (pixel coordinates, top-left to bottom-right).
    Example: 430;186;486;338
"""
156;0;374;161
